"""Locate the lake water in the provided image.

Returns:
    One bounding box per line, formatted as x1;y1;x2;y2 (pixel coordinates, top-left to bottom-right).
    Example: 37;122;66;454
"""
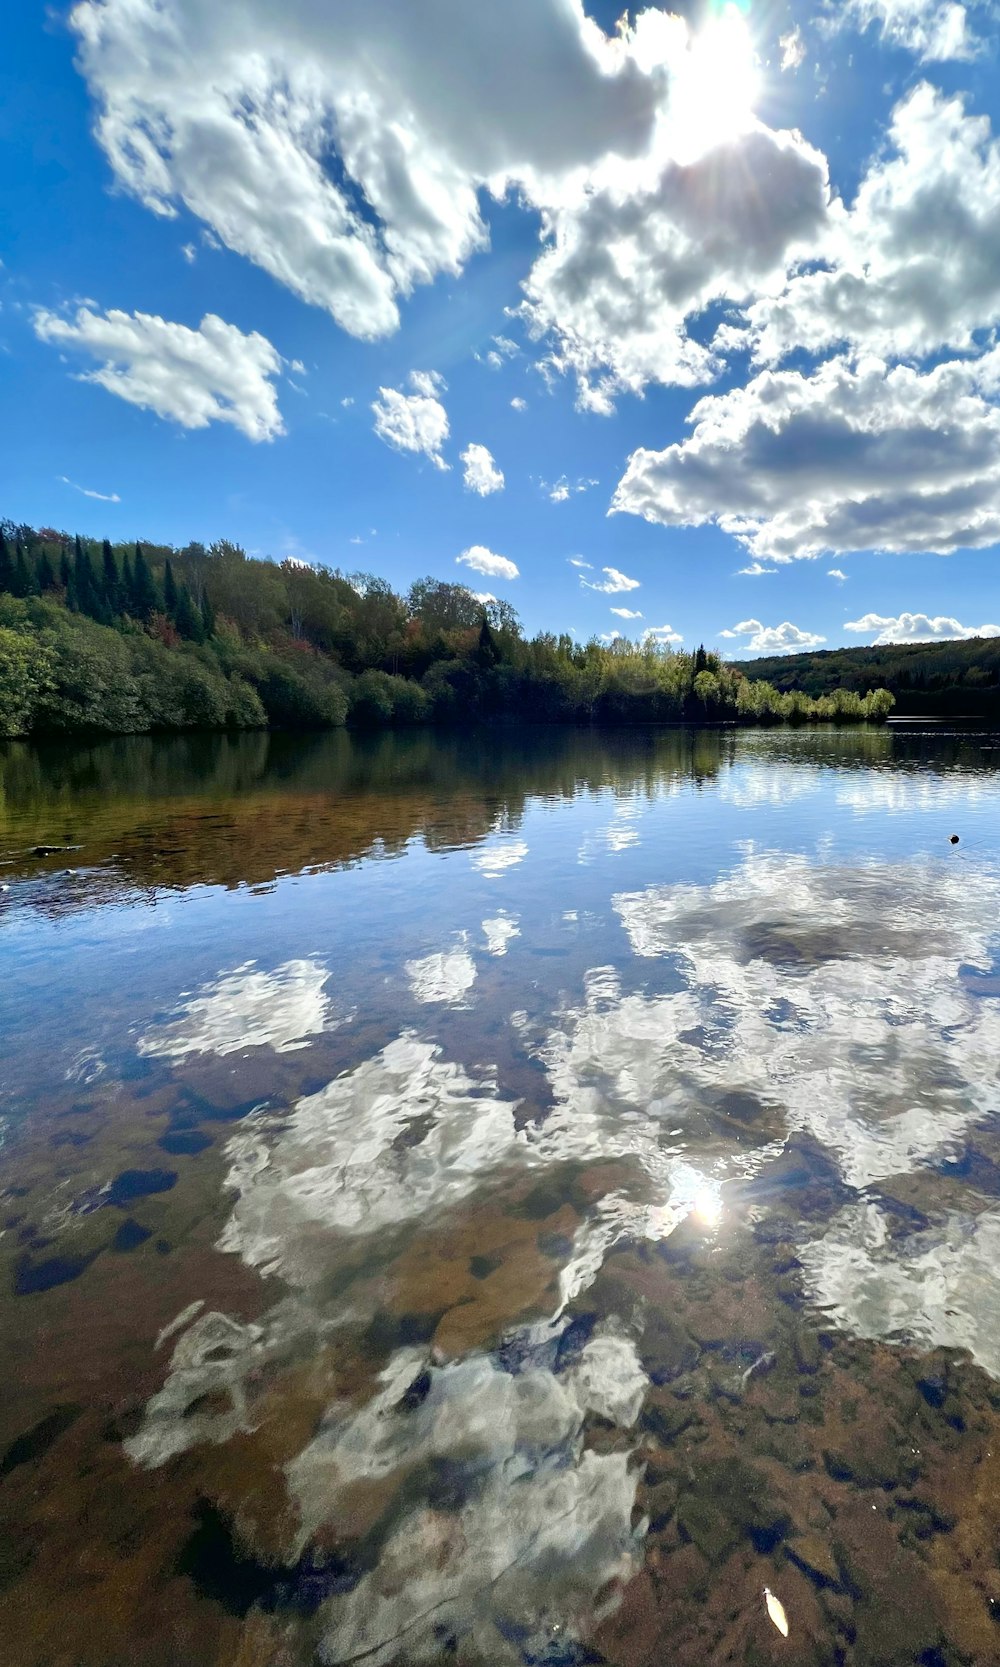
3;724;1000;1667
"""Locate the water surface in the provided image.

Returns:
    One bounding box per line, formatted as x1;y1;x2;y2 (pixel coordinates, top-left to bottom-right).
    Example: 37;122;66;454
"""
3;725;1000;1666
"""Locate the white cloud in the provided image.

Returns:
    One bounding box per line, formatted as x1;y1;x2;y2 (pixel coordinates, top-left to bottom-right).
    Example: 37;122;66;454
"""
482;914;520;956
340;396;354;408
580;566;640;594
736;561;777;576
180;241;196;263
844;610;1000;644
510;397;527;412
746;86;1000;366
828;568;848;581
471;590;496;605
567;557;592;569
478;334;520;369
59;475;121;503
610;607;643;619
546;474;598;502
643;622;683;644
721;619;826;653
612;348;1000;560
471;838;528;877
461;442;504;496
69;0;830;402
34;305;285;440
372;371;449;469
834;0;977;61
456;546;519;582
779;26;806;70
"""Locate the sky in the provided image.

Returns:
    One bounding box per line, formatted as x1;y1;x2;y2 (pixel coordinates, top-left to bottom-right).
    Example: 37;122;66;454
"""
3;0;1000;655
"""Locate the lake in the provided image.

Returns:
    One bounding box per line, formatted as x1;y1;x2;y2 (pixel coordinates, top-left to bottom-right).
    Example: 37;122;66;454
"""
2;724;1000;1667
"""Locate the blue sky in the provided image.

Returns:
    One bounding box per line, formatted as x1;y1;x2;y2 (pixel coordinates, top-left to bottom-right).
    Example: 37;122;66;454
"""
3;0;1000;654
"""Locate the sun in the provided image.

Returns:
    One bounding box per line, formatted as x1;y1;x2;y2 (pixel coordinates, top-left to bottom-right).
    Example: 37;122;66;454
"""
672;2;760;162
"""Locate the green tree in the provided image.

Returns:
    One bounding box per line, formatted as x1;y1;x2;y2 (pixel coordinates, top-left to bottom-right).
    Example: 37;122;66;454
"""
163;557;179;618
0;530;13;594
0;621;54;735
131;545;160;620
102;540;121;613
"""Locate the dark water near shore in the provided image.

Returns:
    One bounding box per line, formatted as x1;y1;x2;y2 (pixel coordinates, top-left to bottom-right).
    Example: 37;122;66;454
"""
3;724;1000;1666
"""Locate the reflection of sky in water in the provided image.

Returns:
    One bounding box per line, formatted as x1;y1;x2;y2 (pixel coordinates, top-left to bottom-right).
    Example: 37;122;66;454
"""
8;730;1000;1661
139;957;338;1058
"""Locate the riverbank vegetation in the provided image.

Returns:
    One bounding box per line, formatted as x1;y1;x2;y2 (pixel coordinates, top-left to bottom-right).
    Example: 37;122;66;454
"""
0;519;894;737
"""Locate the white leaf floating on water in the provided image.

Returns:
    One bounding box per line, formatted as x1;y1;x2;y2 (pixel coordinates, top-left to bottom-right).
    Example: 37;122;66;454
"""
765;1587;789;1637
138;957;335;1059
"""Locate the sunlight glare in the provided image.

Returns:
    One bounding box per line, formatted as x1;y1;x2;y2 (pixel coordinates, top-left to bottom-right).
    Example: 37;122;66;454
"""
673;3;760;161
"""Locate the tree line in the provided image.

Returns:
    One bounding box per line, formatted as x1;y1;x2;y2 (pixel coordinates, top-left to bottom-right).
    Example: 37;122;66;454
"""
737;637;1000;718
0;519;894;738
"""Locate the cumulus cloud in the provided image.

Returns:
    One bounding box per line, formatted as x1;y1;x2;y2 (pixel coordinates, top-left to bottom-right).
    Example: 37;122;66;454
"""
461;443;504;495
406;944;478;1006
68;0;831;405
828;568;847;581
845;610;1000;643
737;561;777;576
834;0;977;60
612;349;1000;560
567;557;592;569
456;546;519;582
581;566;640;594
510;396;527;412
34;305;285;440
643;622;683;644
746;85;1000;366
545;475;597;502
610;607;643;619
720;619;826;653
372;371;450;469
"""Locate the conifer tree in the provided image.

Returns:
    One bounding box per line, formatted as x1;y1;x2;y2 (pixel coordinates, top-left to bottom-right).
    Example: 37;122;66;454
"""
131;544;160;620
12;540;35;599
163;557;179;618
102;540;120;614
0;530;13;593
175;584;204;642
201;590;216;638
59;548;72;591
37;551;56;591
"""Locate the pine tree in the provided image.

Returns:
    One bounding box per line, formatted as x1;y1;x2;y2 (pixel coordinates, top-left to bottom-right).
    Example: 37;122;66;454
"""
121;550;134;612
476;614;500;669
163;557;179;618
37;551;56;591
74;536;98;617
59;548;72;592
0;530;13;594
12;540;34;599
201;590;216;639
694;643;708;675
102;540;120;614
131;544;160;620
175;584;204;642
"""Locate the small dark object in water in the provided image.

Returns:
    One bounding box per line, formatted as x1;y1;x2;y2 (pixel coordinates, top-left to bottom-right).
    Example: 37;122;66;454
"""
950;834;960;844
32;845;80;857
106;1167;177;1207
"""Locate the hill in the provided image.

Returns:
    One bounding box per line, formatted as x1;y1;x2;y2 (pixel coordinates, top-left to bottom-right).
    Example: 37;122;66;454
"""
734;637;1000;718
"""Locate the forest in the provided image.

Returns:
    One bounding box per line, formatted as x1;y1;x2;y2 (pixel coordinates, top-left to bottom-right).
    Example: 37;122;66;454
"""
0;519;895;737
737;636;1000;718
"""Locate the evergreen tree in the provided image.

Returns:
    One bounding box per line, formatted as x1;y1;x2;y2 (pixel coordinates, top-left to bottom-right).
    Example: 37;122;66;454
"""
74;536;98;617
175;583;205;642
37;551;56;591
102;540;120;614
694;643;708;675
476;614;500;669
163;557;179;619
121;550;134;611
0;530;13;594
12;540;35;599
59;548;72;592
131;544;160;620
201;590;216;638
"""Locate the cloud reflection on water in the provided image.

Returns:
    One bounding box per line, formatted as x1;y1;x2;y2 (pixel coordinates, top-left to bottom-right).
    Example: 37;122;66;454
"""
138;957;337;1059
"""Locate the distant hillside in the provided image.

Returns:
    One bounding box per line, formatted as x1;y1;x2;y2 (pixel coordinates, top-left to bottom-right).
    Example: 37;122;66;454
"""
734;636;1000;718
